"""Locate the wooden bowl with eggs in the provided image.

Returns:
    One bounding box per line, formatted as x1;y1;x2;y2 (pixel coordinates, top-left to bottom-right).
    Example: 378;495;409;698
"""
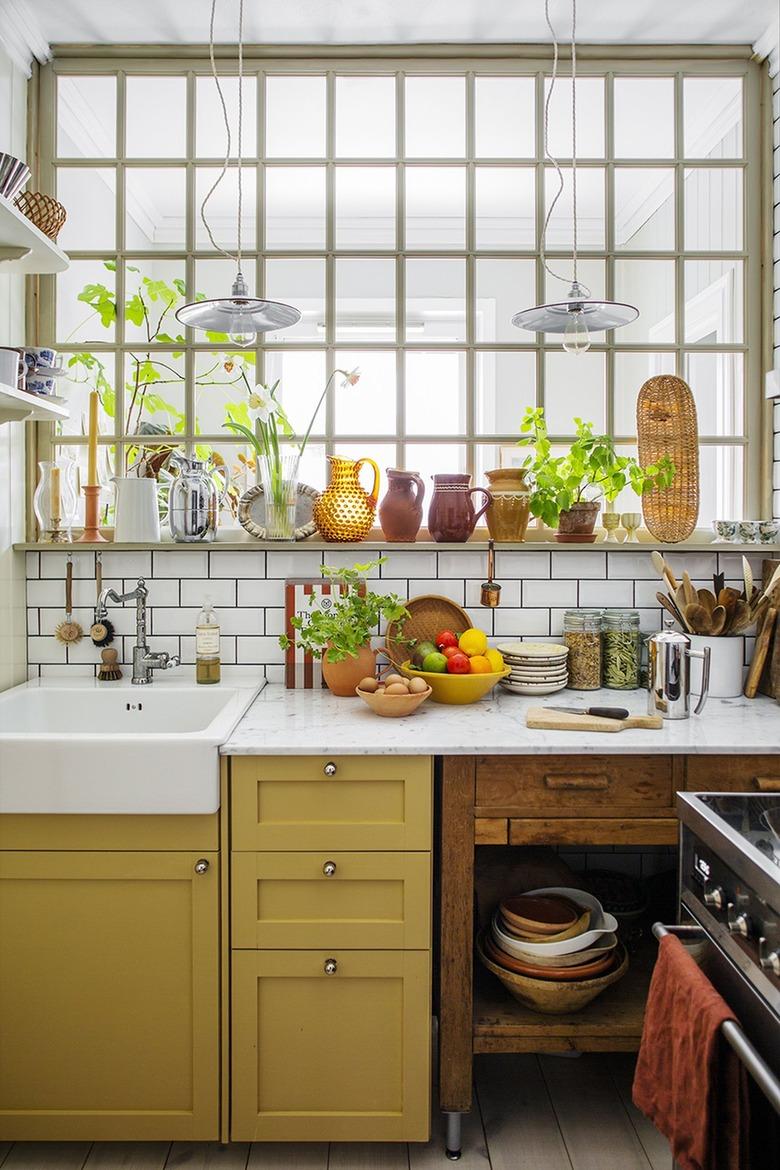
355;672;432;718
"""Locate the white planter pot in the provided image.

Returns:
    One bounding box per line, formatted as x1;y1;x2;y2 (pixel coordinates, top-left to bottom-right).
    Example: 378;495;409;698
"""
689;634;745;698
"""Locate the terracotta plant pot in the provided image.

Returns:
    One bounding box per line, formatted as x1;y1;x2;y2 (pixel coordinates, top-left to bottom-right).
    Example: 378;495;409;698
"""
557;501;601;538
321;642;378;697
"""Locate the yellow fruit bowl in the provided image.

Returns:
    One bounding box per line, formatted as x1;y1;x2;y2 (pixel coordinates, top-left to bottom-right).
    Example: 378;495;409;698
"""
400;660;511;705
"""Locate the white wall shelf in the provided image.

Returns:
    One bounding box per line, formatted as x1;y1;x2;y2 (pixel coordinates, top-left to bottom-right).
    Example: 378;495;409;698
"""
0;194;69;274
0;383;69;424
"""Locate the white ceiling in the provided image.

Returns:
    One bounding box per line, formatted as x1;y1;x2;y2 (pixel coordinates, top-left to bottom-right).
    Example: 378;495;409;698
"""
22;0;779;48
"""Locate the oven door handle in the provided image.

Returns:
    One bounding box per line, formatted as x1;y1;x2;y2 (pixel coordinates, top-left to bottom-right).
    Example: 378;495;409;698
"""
653;922;780;1115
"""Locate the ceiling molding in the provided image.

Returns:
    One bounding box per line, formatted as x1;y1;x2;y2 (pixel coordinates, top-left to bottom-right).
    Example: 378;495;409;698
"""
0;0;51;76
752;22;779;74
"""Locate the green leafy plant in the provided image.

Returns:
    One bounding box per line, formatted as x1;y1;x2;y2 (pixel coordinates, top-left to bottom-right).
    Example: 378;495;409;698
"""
279;559;409;663
517;407;675;529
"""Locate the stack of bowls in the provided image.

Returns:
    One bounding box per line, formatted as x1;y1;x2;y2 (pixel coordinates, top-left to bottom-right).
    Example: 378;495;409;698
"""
0;153;30;201
478;886;627;1014
496;642;569;695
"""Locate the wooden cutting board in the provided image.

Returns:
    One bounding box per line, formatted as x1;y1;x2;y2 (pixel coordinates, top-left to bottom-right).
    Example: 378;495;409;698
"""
526;707;663;733
758;559;780;699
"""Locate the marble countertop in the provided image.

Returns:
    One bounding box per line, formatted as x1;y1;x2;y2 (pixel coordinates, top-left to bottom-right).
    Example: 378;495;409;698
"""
220;685;780;756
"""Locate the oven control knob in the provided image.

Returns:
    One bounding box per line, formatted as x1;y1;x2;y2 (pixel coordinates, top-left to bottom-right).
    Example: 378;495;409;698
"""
727;904;751;937
703;882;725;910
759;937;780;976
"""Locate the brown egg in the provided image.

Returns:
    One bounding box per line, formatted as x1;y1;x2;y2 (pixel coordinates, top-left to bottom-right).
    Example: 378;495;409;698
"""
385;682;410;695
408;677;428;694
384;673;405;687
358;676;378;693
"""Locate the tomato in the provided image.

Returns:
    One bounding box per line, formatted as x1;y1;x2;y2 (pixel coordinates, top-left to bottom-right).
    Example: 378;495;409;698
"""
446;651;471;674
436;629;459;651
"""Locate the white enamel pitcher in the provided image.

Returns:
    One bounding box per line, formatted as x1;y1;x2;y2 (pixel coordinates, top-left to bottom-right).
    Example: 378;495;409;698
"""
112;476;162;543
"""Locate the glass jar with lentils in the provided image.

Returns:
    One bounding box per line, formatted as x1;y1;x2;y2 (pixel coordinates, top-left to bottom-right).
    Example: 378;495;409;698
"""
563;610;603;690
601;609;641;690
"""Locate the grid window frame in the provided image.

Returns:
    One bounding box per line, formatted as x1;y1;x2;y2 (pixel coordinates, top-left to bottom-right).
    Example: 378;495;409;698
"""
36;50;765;521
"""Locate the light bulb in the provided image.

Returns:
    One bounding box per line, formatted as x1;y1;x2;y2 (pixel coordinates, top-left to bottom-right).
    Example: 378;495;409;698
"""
562;310;590;355
228;329;257;348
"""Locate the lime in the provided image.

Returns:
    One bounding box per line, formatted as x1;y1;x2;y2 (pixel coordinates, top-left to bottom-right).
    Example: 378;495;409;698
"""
422;651;448;673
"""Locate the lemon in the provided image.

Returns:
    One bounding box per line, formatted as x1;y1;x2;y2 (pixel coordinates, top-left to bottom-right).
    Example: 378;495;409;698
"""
485;649;504;673
458;627;488;657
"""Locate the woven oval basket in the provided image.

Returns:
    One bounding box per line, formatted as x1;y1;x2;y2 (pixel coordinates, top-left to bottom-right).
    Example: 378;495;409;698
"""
15;192;67;241
385;594;471;667
637;374;699;543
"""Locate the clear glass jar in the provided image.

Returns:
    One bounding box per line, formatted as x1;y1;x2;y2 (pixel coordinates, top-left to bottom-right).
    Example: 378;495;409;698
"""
602;609;641;690
32;458;78;542
563;610;603;690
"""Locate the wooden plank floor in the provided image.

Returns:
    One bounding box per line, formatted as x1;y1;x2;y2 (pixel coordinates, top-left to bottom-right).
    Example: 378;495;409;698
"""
0;1055;673;1170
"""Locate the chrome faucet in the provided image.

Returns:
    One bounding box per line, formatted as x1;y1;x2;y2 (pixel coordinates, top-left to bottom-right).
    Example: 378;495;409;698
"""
96;576;180;685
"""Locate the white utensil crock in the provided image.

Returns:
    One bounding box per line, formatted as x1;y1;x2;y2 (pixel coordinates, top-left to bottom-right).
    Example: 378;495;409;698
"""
0;348;22;389
689;634;745;698
113;477;161;543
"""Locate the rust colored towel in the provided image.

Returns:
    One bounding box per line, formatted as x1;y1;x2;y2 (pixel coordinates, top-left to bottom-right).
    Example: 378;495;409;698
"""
633;933;749;1170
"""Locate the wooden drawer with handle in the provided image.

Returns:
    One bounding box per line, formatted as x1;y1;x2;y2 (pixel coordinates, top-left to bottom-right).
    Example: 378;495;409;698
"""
231;948;430;1142
231;850;431;950
230;756;432;852
475;755;673;815
685;756;780;793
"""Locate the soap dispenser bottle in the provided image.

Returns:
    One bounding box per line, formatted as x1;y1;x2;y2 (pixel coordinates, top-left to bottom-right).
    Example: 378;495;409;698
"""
196;597;221;684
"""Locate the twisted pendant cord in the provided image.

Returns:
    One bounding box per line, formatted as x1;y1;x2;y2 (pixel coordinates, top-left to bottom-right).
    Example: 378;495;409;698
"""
570;0;578;286
199;0;244;268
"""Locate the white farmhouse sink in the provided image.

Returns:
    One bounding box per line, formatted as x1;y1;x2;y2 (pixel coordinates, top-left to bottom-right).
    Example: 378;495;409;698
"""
0;675;262;814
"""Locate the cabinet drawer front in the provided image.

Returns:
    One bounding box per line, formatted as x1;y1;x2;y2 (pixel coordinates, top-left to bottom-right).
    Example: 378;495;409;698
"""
475;755;673;814
231;949;430;1142
232;851;431;950
685;756;780;793
231;756;432;851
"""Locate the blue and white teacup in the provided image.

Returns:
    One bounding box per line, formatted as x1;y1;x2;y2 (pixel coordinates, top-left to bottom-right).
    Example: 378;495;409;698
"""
712;520;739;542
737;520;760;543
758;520;780;545
22;346;56;374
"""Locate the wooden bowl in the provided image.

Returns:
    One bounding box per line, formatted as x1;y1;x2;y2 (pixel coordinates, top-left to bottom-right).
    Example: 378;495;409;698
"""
355;683;432;718
500;894;581;935
483;933;616;982
498;907;591;943
491;932;619;970
477;934;629;1015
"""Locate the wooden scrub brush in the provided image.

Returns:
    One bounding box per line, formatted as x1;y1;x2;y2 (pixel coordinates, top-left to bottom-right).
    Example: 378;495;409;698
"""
54;554;84;646
97;648;122;681
90;551;115;647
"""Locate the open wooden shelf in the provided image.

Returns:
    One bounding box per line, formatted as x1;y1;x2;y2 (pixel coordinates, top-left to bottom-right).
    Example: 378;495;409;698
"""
472;939;656;1055
0;193;69;273
0;382;69;424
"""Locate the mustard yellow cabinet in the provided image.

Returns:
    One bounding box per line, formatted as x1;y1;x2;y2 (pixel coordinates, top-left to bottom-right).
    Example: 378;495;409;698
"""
231;948;431;1142
0;850;219;1141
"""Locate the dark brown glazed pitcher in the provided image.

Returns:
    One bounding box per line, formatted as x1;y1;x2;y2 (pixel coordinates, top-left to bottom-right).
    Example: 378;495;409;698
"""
378;468;426;542
428;473;492;543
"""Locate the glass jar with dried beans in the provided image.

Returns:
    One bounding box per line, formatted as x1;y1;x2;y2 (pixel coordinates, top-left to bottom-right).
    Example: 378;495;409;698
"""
563;610;603;690
602;609;641;690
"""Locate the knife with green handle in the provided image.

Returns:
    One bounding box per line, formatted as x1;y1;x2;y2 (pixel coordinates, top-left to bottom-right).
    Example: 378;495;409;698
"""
547;706;630;720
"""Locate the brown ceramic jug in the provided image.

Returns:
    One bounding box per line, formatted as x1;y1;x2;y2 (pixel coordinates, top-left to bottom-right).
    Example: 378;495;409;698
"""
484;467;532;542
428;473;492;543
378;468;426;542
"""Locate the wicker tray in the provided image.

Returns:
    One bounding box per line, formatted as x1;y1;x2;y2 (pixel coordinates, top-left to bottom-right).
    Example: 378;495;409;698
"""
385;594;471;666
637;374;699;543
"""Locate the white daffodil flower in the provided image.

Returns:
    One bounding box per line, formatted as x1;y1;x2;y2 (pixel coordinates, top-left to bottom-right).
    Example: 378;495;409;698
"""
247;388;279;425
340;367;361;388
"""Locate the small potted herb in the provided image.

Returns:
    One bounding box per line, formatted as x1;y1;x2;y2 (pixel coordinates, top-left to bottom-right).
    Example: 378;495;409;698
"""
279;558;410;696
517;408;675;540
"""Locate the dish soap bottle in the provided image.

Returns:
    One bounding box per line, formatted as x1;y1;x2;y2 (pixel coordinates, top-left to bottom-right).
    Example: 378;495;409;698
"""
196;597;221;684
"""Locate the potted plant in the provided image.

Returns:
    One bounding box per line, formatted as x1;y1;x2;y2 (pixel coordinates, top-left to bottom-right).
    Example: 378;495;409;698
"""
517;407;675;540
279;558;410;696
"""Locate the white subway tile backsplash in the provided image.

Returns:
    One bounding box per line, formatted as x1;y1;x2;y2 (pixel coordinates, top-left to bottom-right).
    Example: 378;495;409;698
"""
237;636;286;665
266;550;324;578
26;579;65;607
101;551;152;578
27;610;38;636
666;552;717;580
495;550;551;578
579;579;633;608
130;577;180;606
238;578;285;606
264;608;287;636
181;578;235;607
152;607;202;636
380;550;436;578
438;551;486;578
37;608;93;637
523;579;576;608
408;579;465;605
218;608;264;636
466;578;521;607
493;608;550;636
551;551;606;579
153;549;209;578
322;548;382;574
40;551;94;578
606;550;655;579
28;636;66;664
634;579;664;608
26;552;39;578
209;550;266;577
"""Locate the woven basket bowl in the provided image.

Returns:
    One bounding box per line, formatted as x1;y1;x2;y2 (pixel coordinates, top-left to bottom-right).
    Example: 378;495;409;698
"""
477;933;629;1015
385;594;471;667
15;191;67;241
637;374;699;543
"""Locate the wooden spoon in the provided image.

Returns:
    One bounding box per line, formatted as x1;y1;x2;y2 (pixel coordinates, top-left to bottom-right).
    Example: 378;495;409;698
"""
682;572;697;608
684;603;712;635
697;589;716;615
742;555;754;602
650;550;679;595
730;599;755;634
709;605;727;636
657;592;687;628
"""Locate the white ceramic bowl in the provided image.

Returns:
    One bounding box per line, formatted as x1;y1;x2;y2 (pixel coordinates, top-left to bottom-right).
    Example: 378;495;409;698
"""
491;887;618;957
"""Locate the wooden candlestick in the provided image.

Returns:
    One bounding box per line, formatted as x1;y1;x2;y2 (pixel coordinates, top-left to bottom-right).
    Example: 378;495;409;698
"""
76;483;109;543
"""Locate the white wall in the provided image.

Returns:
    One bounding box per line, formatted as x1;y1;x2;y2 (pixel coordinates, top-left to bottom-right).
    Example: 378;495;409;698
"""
772;44;780;518
0;43;28;691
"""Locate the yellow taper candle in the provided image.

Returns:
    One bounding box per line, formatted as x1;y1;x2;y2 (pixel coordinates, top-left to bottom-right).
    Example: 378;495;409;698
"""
87;390;98;486
50;465;61;521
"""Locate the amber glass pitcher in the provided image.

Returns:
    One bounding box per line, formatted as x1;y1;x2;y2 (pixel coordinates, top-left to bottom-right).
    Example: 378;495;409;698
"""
314;455;381;542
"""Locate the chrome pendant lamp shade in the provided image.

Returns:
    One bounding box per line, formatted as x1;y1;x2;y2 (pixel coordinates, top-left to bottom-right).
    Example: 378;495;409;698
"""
175;0;300;343
513;0;638;353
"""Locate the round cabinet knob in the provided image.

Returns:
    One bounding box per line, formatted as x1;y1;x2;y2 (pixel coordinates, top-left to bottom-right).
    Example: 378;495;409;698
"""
194;859;210;875
704;883;725;910
322;860;337;877
759;937;780;975
727;904;751;937
323;761;337;776
323;958;338;975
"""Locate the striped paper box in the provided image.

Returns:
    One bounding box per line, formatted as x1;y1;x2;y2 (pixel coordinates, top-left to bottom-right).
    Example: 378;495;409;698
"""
284;576;369;688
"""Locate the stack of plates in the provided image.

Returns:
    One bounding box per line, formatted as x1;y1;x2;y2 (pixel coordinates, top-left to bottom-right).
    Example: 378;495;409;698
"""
477;887;627;1014
496;642;569;695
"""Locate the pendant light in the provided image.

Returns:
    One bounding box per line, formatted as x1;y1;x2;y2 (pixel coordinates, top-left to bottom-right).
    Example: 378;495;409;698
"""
512;0;638;353
176;0;301;344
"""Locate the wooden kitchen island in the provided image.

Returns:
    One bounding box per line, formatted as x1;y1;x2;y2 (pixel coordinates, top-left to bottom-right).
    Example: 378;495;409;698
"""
438;752;780;1158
